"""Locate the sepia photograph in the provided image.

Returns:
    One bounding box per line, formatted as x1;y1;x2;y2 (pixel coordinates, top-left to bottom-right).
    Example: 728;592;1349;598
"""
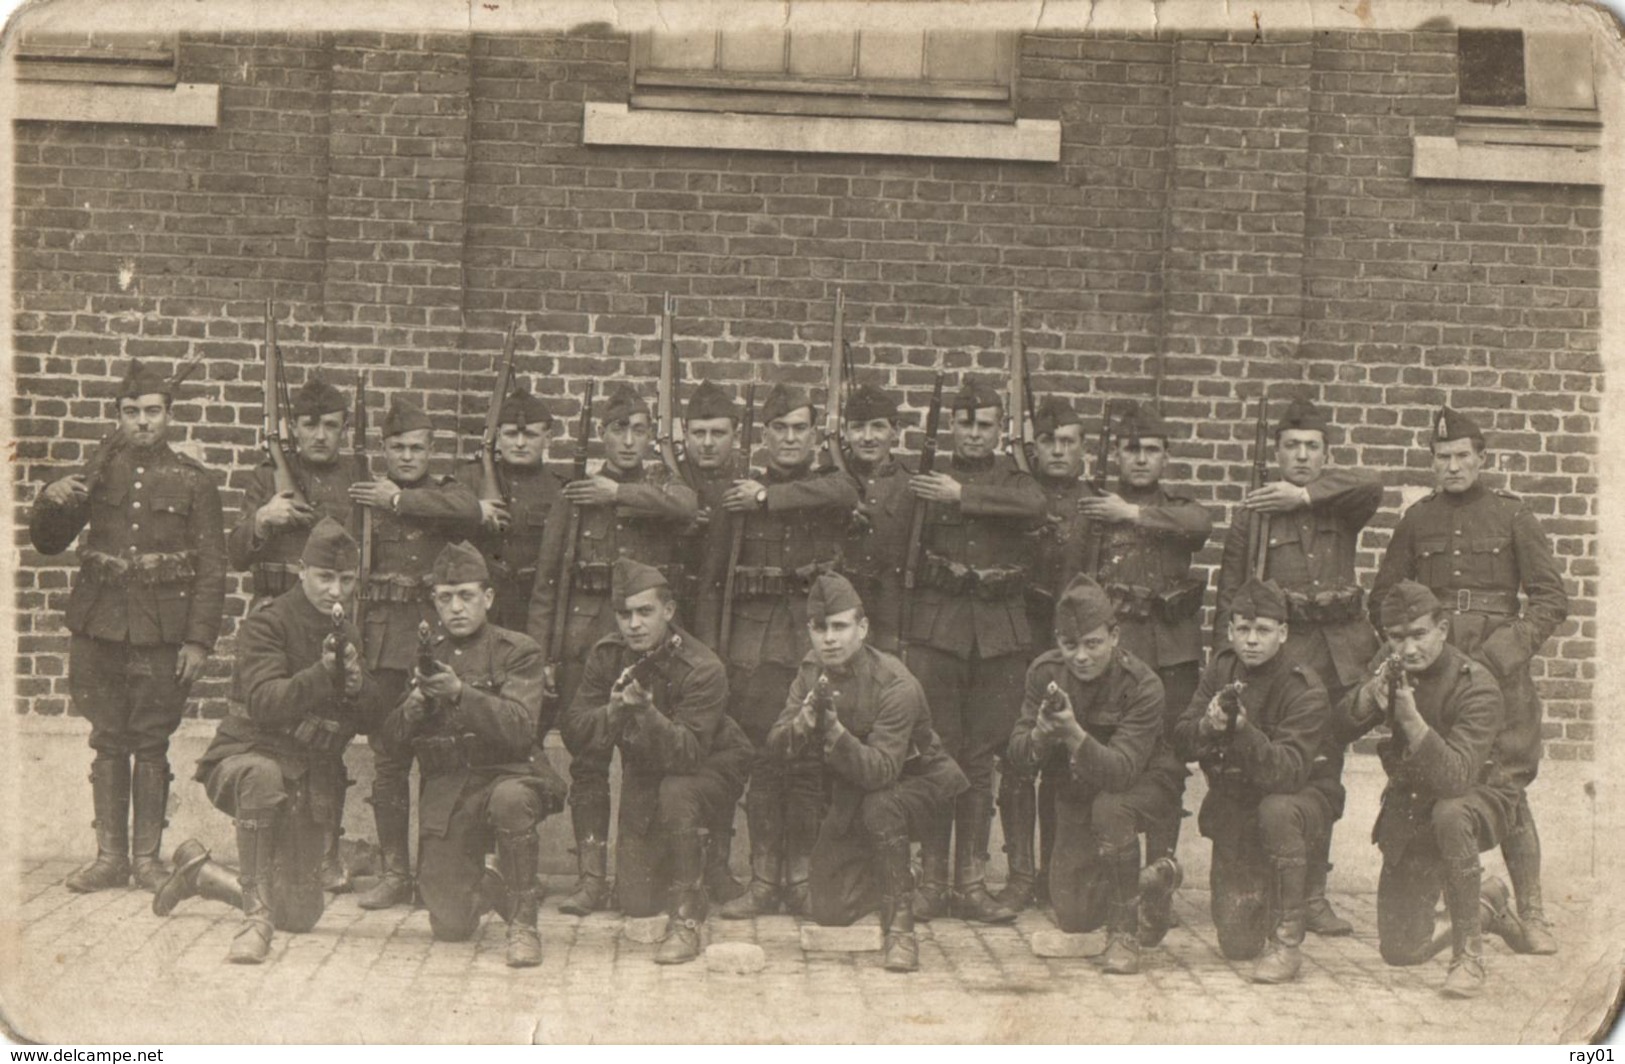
0;0;1620;1045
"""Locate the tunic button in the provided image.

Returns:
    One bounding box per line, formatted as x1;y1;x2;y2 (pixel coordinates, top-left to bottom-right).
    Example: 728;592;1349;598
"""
136;467;144;474
132;502;141;509
133;482;142;490
131;524;140;531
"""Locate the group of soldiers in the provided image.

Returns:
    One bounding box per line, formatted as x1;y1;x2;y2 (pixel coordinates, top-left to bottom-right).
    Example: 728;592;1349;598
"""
31;352;1569;998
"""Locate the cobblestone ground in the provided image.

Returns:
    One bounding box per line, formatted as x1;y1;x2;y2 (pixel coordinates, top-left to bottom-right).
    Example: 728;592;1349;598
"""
3;860;1617;1044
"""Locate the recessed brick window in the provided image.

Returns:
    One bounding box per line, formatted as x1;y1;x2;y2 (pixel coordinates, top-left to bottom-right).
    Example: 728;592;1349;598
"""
12;31;218;128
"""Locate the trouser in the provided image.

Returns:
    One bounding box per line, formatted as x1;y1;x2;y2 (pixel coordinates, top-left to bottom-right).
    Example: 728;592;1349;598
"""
69;636;187;757
364;667;415;872
1208;788;1330;961
418;775;549;942
617;769;742;918
201;752;327;933
809;779;944;927
1050;771;1183;933
729;663;823;862
1377;793;1499;966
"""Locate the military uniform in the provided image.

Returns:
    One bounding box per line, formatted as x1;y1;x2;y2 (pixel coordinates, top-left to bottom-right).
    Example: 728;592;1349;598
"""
1370;406;1569;952
843;455;912;654
1172;579;1332;982
30;360;228;894
765;574;968;972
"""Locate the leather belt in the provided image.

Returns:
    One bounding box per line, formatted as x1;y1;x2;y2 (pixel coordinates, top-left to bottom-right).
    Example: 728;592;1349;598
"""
1437;587;1520;616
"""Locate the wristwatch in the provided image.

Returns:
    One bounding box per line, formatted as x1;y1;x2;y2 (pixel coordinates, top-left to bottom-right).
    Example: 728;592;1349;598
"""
754;488;768;508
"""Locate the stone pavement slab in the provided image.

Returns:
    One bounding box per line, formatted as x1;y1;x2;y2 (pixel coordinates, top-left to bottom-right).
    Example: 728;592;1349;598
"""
2;861;1618;1044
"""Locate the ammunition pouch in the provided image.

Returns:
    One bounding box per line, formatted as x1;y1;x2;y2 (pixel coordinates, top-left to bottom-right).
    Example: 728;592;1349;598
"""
412;731;509;774
1284;585;1365;626
291;713;354;755
573;560;684;597
921;552;1026;601
1435;587;1520;617
82;550;198;588
251;561;302;599
728;559;842;600
1106;578;1205;623
362;572;427;604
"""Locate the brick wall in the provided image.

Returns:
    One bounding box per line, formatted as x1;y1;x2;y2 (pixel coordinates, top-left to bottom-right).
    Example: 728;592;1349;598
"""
11;28;1601;759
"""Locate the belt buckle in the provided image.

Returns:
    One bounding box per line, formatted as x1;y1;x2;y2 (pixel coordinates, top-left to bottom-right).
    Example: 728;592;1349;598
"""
1455;589;1471;612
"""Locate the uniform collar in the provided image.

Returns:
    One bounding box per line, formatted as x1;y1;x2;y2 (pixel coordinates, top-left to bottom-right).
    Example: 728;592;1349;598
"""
1117;481;1164;503
1240;651;1284;682
951;452;996;474
602;461;647;484
1442;481;1487;505
765;460;815;484
1036;471;1082;492
848;456;898;479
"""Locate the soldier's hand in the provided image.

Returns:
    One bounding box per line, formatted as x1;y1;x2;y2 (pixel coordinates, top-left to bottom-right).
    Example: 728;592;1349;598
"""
43;475;90;507
792;693;819;739
1392;683;1425;741
256;491;317;536
175;642;209;686
908;472;963;504
349;478;403;510
721;479;767;512
563;475;620;507
401;687;429;727
1244;482;1312;513
540;664;559;702
1078;492;1139;524
479;498;511;532
1202;695;1240;735
417;660;463;703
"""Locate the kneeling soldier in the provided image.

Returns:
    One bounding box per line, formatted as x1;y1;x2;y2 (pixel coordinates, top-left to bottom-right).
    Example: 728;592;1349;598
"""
380;541;567;967
765;573;969;973
154;519;374;964
1172;578;1333;984
1007;575;1185;975
564;558;753;964
1344;582;1524;999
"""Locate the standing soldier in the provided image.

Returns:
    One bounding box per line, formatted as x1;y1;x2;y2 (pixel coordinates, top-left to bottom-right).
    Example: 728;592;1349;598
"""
31;359;227;894
902;378;1046;923
528;383;699;916
696;384;861;918
1173;578;1333;984
1007;576;1185;974
766;573;968;973
153;519;377;963
456;388;560;631
1370;407;1568;954
840;383;912;653
1215;397;1380;938
380;542;565;967
1343;582;1525;998
345;397;483;910
564;558;753;964
227;374;362;893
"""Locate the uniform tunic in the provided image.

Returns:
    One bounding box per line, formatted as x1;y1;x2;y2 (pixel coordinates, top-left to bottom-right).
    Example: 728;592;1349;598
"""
1370;482;1568;786
227;457;362;604
1028;473;1088;637
843;456;913;654
764;645;967;926
453;460;563;631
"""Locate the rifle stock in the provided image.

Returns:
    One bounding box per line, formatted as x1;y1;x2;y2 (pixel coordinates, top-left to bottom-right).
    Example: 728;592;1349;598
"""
1081;399;1115;577
1007;291;1034;475
480;322;519;504
1245;397;1272;580
824;289;852;477
719;383;757;654
547;381;596;670
352;373;372;630
898;371;945;667
263;300;308;504
657;294;693;488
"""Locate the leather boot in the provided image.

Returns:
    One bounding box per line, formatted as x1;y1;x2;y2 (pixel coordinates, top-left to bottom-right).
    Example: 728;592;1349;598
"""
1502;805;1557;955
877;834;918;973
497;829;542;968
912;813;953;922
1252;859;1307;984
1137;855;1183;948
656;830;709;965
781;853;812;917
1100;844;1143;975
1035;774;1057;907
719;850;782;919
952;795;1016;924
558;803;612;916
355;793;414;910
994;775;1037;912
1304;834;1354;936
66;754;131;893
1479;874;1532;954
320;779;353;895
228;813;279;965
153;839;245;915
704;823;746;905
130;756;171;891
1441;861;1487;998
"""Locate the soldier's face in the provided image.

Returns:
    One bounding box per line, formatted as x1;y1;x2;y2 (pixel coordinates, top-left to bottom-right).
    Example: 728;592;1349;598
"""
602;413;652;473
763;407;816;472
1034;424;1085;480
615;587;675;652
299;565;358;614
1057;623;1118;683
1117;437;1167;489
293;412;347;466
118;394;171;448
845;418;896;466
1229;616;1288;668
686;417;736;470
432;581;494;638
951;406;1001;459
1432;438;1485;495
1275;430;1326;487
384;429;433;483
1385;613;1450;673
497;422;549;468
809;607;868;668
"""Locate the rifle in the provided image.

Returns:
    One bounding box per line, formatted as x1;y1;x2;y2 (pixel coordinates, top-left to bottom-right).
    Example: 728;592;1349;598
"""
83;350;208;491
809;672;837;751
547;382;596;673
480;322;519;505
656;294;693;488
897;371;945;667
824;289;852;477
290;603;353;751
329;603;350;698
1007;291;1035;475
1244;397;1272;580
263;300;308;504
352;373;373;631
612;631;683;723
1383;652;1408;756
718;383;757;654
1217;681;1246;744
1080;399;1116;577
